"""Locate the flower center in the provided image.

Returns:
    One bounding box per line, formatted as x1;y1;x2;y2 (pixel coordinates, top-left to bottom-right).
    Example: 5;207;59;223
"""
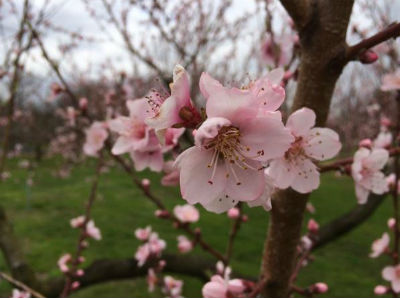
285;136;305;161
203;126;263;185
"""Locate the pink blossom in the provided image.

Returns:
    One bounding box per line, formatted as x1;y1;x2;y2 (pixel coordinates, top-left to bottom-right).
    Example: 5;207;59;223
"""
161;161;180;186
11;289;31;298
86;220;102;240
301;236;313;250
351;148;389;204
177;235;193;253
381;71;400;91
227;208;240;219
79;97;88;110
359;138;372;148
307;219;319;233
71;281;80;290
148;232;166;256
135;243;151;267
146;65;198;131
58;253;71;273
173;204;200;223
162;127;185;151
83;122;108;156
382;264;400;293
370;232;390;258
202;275;246;298
70;215;85;228
306;202;316;214
374;285;388;295
381;117;392;128
176;73;293;213
267;107;341;193
109;98;156;155
163;276;183;298
147;268;157;292
141;178;151;188
130;149;163;172
135;226;152;241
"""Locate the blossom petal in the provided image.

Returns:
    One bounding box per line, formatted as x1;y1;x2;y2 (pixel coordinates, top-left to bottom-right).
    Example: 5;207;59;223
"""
130;150;163;172
290;158;320;193
203;195;238;214
286;107;316;137
266;158;295;189
177;147;226;205
240;113;294;161
364;149;389;171
355;184;370;204
111;136;133;155
382;266;395;281
199;72;223;100
304;128;342;160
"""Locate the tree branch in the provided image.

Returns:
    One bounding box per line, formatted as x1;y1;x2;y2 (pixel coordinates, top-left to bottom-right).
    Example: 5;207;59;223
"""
278;0;312;30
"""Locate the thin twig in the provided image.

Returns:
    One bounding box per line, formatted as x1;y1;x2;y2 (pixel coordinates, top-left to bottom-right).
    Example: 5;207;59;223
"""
0;271;46;298
225;203;243;263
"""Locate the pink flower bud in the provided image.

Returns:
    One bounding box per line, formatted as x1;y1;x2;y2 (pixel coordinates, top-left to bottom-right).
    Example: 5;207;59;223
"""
359;138;372;148
79;97;88;110
388;218;396;230
241;215;248;222
78;256;85;263
381;117;392;128
306;202;316;214
227;208;240;219
307;219;319;233
159;260;166;268
313;282;328;293
71;281;80;290
359;50;378;64
155;209;170;219
76;269;84;276
374;285;388;295
141;178;151;189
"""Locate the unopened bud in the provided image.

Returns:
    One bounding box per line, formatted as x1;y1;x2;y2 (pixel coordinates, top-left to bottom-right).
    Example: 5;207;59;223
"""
359;50;378;64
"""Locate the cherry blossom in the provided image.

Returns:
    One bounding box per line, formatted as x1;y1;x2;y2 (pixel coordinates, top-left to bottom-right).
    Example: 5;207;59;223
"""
86;220;102;240
202;272;246;298
370;232;390;258
382;264;400;293
11;289;31;298
135;243;151;267
83;122;108;156
177;235;193;253
163;276;184;298
58;253;72;273
373;131;392;149
135;226;152;241
176;72;293;213
307;219;319;233
374;285;388;295
351;148;389;204
267;107;342;193
381;71;400;91
147;268;157;292
173;204;200;223
145;65;199;131
70;215;85;228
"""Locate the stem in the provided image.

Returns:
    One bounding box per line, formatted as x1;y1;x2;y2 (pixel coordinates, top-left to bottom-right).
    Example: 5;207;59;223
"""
60;152;103;298
225;203;243;263
0;271;46;298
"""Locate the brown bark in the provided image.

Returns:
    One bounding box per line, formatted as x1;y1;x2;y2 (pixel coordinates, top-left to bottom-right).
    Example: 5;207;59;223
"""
260;1;355;297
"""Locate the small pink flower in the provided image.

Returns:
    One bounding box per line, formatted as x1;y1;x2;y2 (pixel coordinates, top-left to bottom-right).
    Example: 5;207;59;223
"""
135;243;151;267
301;236;313;250
202;275;246;298
227;208;240;219
79;97;88;110
148;232;166;256
163;276;183;298
58;253;71;273
86;220;102;240
70;216;85;228
71;281;80;290
177;235;193;253
146;65;199;131
381;71;400;91
147;268;157;292
267;107;341;193
307;219;319;233
11;289;31;298
83;122;108;157
173;204;200;223
130;149;164;172
352;148;389;204
161;161;180;186
135;226;152;241
382;264;400;293
141;178;151;188
374;285;388;295
370;232;390;258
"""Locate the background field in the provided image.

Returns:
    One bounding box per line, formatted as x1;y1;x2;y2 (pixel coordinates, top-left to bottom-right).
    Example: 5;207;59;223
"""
0;157;393;297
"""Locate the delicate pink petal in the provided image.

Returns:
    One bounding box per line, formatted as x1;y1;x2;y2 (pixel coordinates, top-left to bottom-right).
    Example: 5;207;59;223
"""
290;158;320;193
382;266;395;281
304;128;342;160
199;72;224;100
177;147;226;205
264;68;284;85
224;161;265;201
393;279;400;293
108;117;130;134
286;108;316;137
130;150;163;172
203;195;238;214
364;149;389;170
127;98;151;121
171;64;191;106
362;171;388;195
266;158;296;189
145;95;181;130
355;184;369;204
240;113;294;161
112;136;133;155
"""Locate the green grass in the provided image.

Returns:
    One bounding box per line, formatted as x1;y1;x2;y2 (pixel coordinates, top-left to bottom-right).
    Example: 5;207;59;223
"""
0;156;394;297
